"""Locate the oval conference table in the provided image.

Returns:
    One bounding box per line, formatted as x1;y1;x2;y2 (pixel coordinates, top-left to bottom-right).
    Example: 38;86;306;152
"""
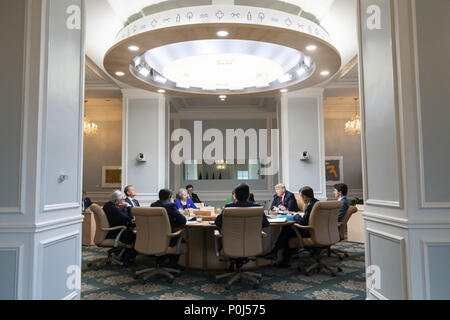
177;215;295;271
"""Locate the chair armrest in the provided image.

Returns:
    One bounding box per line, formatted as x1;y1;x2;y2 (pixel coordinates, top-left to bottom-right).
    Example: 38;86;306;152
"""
293;224;312;231
169;229;184;255
113;229;126;248
168;230;183;238
101;225;127;232
261;231;268;238
214;230;223;257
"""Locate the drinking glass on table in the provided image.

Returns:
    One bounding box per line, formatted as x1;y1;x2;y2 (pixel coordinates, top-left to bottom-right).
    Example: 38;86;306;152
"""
196;215;203;223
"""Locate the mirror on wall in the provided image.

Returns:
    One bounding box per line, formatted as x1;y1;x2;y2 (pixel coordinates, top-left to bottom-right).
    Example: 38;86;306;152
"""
184;159;264;181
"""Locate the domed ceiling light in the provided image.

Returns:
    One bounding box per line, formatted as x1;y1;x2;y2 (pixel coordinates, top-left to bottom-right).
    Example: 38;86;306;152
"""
104;1;341;96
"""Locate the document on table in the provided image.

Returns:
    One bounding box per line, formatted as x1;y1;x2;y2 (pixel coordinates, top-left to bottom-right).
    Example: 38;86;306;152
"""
186;221;200;225
268;217;287;223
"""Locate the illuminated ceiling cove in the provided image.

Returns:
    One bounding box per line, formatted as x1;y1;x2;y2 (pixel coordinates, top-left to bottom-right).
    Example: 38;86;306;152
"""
103;2;341;96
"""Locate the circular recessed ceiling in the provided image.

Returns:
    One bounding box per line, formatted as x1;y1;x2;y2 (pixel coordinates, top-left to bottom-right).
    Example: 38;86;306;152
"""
104;5;341;96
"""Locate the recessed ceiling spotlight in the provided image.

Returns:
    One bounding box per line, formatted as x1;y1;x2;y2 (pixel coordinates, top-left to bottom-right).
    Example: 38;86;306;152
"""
320;70;330;76
128;45;140;51
217;30;229;37
158;89;166;93
306;45;317;51
220;99;226;101
280;89;288;93
115;71;125;76
219;95;227;99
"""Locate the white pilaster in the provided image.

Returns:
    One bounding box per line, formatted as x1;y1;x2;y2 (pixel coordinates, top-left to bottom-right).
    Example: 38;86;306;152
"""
0;0;85;300
121;89;168;206
358;0;450;300
280;88;327;200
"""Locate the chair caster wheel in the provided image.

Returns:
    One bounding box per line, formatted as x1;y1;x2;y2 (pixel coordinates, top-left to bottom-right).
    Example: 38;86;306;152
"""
344;253;349;257
253;283;259;289
305;272;311;277
87;263;92;268
337;267;343;273
339;256;344;261
167;278;174;284
225;285;231;290
141;280;147;285
331;273;337;277
94;266;100;271
134;274;142;280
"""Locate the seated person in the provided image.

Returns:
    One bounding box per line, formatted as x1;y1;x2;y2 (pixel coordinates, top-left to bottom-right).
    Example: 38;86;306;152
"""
174;188;198;211
151;189;187;269
186;184;201;204
82;191;92;212
124;185;140;207
215;184;269;272
249;193;256;202
215;184;269;230
220;191;236;210
334;183;349;222
264;186;319;268
102;190;137;263
271;184;299;212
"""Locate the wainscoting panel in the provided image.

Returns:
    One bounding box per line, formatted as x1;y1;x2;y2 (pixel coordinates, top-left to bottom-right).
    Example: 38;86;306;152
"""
422;240;450;299
366;228;407;299
40;232;80;300
0;244;23;300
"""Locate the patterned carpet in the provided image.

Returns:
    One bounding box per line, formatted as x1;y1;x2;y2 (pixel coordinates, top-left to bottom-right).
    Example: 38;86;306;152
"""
81;241;366;300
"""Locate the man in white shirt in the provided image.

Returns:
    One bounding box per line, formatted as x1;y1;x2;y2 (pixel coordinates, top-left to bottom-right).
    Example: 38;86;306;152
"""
124;185;140;207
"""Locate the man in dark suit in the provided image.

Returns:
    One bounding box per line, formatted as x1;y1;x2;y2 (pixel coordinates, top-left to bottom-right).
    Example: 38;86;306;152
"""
151;189;187;269
215;183;269;272
102;190;136;245
215;183;269;229
124;185;140;208
264;186;319;267
334;183;349;222
186;184;201;204
82;191;92;211
270;184;299;212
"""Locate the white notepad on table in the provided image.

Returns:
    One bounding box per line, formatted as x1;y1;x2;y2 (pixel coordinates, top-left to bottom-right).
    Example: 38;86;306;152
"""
268;218;287;223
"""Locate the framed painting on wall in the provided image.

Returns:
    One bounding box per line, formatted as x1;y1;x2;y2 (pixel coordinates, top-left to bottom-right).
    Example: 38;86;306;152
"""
102;166;122;188
325;156;344;186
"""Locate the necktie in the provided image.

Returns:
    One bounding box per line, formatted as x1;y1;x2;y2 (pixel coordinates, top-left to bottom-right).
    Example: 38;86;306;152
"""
133;199;138;207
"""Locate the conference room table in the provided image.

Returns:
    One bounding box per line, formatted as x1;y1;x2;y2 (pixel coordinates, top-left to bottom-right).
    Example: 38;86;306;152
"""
177;212;297;271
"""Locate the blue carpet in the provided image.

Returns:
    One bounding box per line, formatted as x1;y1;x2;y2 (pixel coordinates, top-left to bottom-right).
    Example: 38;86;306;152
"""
81;241;366;300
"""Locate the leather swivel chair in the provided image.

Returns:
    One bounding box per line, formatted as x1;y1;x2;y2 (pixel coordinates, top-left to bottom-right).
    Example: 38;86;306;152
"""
214;207;267;290
328;205;358;260
132;207;184;284
289;201;343;277
88;204;131;269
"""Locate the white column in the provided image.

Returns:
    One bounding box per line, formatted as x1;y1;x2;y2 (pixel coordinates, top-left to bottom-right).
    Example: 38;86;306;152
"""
280;88;327;200
0;0;85;299
121;89;168;206
358;0;450;299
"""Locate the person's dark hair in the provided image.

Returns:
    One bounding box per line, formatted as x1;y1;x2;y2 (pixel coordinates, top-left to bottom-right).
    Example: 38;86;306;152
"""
159;189;173;201
299;186;314;199
334;183;348;196
234;184;250;202
248;193;255;202
124;185;133;197
186;185;194;190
